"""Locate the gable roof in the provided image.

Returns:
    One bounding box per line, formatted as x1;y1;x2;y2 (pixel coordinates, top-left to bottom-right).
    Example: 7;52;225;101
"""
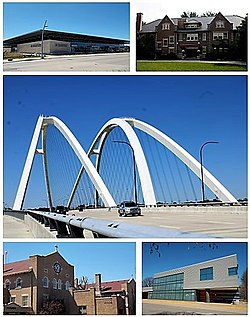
4;259;32;276
141;15;244;33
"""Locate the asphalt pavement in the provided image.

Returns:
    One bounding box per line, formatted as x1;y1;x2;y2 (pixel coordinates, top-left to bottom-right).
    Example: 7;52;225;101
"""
3;53;130;71
143;299;247;315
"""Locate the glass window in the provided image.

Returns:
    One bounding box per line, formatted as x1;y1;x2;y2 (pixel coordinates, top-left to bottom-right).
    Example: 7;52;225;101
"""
163;38;168;47
15;277;22;288
22;295;28;307
162;23;170;30
65;281;70;290
5;279;11;290
228;267;238;276
52;278;57;289
58;279;62;289
43;276;49;288
169;36;174;44
216;20;225;28
10;296;16;303
200;267;213;281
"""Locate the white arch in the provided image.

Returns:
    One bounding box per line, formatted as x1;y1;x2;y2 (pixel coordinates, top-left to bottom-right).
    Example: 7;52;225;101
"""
68;118;156;206
13;115;116;210
127;118;237;203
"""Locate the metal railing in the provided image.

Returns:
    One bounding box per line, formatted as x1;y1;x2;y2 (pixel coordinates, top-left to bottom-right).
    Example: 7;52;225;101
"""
24;210;213;238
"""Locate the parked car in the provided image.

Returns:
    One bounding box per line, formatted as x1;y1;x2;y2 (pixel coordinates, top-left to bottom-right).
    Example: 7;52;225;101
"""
118;201;141;217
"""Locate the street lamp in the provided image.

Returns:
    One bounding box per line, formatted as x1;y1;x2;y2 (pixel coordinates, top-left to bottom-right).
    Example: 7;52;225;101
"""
113;140;137;205
199;141;219;202
41;20;48;59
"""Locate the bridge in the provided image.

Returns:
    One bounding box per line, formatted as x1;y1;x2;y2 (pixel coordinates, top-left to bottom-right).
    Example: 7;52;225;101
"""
5;116;247;238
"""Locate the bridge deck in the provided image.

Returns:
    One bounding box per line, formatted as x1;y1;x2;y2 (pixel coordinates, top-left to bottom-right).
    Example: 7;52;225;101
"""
3;215;34;238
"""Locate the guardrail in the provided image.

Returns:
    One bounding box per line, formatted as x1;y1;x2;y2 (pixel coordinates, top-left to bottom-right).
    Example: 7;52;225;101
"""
23;210;213;238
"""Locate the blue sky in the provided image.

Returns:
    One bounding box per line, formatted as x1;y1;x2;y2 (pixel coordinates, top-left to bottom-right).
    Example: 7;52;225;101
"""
3;242;136;282
142;242;247;281
3;2;130;40
3;75;247;208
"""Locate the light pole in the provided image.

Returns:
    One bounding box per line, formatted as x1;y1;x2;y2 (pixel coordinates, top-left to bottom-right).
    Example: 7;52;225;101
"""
200;141;219;202
113;140;137;205
41;20;48;59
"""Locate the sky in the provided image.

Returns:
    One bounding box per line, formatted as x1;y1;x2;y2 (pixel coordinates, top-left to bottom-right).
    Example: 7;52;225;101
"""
3;242;136;282
136;0;247;23
3;2;130;40
3;75;247;208
142;242;247;281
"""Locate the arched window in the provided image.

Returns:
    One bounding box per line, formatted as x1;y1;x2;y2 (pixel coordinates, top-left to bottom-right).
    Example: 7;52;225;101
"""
58;279;62;290
65;281;70;290
5;279;11;290
52;278;57;289
43;276;49;288
15;277;22;288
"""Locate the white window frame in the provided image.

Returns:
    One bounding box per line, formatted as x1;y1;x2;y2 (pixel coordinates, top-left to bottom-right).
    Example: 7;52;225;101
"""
169;47;175;54
162;23;170;30
52;278;57;290
202;33;207;41
22;295;29;307
169;36;174;44
213;32;228;40
216;20;225;28
5;279;11;290
202;46;207;54
163;38;168;47
15;277;22;288
186;33;198;41
43;276;49;288
58;279;62;290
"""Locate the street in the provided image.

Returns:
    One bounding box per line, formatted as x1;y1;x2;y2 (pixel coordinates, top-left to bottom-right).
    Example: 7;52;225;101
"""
3;53;130;71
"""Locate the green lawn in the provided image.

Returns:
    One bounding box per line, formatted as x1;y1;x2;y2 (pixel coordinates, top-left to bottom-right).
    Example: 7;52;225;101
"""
137;61;247;71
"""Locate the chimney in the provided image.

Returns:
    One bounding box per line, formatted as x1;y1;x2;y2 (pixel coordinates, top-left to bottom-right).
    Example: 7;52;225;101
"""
95;273;102;296
136;13;143;33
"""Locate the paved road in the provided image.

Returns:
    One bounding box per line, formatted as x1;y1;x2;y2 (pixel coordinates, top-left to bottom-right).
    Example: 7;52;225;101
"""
3;53;130;71
68;207;247;238
143;299;247;315
3;215;34;238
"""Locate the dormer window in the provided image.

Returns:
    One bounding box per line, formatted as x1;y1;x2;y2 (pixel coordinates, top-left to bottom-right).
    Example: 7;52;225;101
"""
162;23;170;30
5;279;11;290
216;20;225;28
15;277;22;288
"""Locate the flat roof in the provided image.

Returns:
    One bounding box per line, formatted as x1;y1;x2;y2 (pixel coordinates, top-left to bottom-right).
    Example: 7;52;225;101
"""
4;29;130;46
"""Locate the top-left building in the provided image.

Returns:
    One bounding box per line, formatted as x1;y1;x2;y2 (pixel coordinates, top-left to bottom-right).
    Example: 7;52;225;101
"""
3;29;130;55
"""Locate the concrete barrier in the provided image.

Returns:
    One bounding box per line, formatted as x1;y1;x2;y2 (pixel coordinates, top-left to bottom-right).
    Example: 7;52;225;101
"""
24;214;56;238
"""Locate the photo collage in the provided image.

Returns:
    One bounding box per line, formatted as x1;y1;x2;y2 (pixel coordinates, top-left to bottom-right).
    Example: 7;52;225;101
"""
2;0;248;316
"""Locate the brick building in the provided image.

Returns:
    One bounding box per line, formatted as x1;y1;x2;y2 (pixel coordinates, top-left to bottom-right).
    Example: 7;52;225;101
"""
3;248;136;315
137;12;244;59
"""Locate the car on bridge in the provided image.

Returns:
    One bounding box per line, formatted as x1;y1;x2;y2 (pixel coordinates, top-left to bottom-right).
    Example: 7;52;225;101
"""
118;201;141;217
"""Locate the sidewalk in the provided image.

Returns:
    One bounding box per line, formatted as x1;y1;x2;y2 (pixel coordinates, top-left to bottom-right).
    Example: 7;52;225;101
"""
3;215;34;238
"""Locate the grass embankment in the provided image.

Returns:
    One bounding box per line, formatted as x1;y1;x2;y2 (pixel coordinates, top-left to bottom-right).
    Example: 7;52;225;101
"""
137;61;247;71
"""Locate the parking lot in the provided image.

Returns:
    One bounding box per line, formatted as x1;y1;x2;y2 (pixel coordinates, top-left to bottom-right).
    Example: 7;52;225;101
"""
3;53;130;71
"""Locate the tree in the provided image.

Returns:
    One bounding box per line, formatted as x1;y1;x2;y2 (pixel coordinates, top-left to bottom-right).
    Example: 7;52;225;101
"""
181;12;198;18
201;11;217;17
136;34;156;60
39;300;65;315
142;277;154;287
240;270;247;301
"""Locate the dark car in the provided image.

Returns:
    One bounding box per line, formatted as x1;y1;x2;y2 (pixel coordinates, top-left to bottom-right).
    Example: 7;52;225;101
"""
118;201;141;217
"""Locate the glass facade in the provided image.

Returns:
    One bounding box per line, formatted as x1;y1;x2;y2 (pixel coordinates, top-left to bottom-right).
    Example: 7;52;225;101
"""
149;273;196;301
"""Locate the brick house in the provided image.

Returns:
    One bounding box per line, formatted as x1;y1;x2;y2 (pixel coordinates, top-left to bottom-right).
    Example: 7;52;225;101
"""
3;249;136;315
137;12;244;59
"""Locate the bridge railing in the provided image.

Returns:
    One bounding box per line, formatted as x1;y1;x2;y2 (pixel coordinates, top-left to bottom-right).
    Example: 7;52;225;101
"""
24;209;212;238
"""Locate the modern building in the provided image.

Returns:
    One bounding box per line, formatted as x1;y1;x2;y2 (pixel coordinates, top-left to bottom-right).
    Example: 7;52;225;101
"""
3;29;130;55
137;12;244;59
149;254;239;303
3;247;136;314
